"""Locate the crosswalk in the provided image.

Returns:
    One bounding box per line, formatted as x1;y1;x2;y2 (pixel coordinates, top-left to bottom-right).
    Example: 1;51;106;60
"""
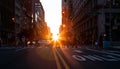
73;48;120;61
1;46;120;62
53;45;120;61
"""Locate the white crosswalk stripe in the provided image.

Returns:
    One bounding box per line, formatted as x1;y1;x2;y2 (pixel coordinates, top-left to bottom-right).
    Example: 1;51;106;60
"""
74;50;82;53
82;55;103;61
73;49;120;61
86;48;120;57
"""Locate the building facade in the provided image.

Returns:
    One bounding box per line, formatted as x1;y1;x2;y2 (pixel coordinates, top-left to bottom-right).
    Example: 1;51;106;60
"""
0;0;15;46
33;0;49;40
61;0;120;47
0;0;48;46
60;0;74;44
0;0;34;46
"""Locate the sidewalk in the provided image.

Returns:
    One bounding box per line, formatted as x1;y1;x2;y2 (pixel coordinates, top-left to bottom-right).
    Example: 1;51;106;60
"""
0;48;17;65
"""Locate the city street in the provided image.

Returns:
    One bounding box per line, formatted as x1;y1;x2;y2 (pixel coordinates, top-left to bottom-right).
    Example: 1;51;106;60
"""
1;0;120;69
0;45;120;69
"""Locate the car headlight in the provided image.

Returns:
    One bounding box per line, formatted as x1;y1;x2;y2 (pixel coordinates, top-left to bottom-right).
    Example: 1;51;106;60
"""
27;41;30;45
32;41;36;44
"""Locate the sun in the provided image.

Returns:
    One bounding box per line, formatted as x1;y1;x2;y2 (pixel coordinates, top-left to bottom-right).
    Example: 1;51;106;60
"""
52;34;59;41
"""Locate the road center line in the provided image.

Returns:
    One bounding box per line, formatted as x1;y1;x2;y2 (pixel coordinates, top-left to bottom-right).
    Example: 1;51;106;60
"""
53;48;61;69
55;48;70;69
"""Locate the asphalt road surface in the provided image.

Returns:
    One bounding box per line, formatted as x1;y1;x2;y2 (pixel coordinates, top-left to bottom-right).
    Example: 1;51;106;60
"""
0;45;120;69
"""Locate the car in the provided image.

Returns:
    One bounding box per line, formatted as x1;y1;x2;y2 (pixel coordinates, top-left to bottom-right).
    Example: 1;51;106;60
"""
38;40;51;46
27;40;36;46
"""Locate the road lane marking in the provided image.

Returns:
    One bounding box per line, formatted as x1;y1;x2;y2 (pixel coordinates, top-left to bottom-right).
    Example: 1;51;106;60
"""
104;55;120;61
72;55;86;61
73;54;120;61
86;48;120;57
83;55;103;61
53;48;61;69
55;48;70;69
74;50;82;53
108;51;120;54
93;55;119;61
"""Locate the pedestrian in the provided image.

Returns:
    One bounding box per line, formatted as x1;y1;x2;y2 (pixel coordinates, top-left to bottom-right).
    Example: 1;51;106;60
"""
95;40;98;48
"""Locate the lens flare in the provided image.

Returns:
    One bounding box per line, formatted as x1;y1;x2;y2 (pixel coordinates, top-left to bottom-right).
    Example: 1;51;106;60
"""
52;34;59;41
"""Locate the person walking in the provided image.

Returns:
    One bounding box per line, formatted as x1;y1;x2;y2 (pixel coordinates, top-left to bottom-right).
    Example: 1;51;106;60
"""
95;40;98;48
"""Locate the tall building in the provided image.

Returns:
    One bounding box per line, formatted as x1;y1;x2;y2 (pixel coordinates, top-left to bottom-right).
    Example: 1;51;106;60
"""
61;0;120;47
60;0;73;44
0;0;36;46
33;0;49;40
0;0;15;45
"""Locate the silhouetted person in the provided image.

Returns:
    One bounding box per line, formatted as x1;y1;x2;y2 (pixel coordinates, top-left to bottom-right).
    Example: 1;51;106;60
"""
94;40;98;48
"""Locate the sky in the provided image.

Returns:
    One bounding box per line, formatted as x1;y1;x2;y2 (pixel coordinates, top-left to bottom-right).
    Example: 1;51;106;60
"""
40;0;62;35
